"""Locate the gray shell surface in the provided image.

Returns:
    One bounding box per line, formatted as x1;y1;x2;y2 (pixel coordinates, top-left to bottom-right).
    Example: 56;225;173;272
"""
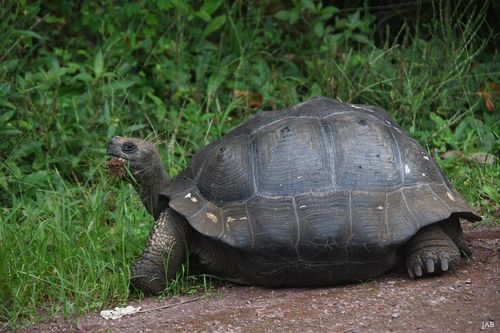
162;97;481;254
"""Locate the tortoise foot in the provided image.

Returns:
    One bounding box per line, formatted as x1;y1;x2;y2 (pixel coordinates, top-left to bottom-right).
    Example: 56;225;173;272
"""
130;261;166;295
405;225;460;278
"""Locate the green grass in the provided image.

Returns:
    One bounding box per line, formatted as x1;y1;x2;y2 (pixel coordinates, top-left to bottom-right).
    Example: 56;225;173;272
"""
0;172;140;326
0;0;499;329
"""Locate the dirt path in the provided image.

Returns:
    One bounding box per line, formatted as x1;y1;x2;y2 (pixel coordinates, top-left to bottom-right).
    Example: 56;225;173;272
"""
13;226;500;333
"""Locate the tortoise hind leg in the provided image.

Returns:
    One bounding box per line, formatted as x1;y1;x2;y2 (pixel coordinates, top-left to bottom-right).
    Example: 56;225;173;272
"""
189;234;246;284
438;215;472;257
404;224;460;278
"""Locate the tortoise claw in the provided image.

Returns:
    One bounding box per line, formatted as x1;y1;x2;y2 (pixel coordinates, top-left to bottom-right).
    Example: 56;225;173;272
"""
425;258;435;273
440;258;449;271
413;263;422;277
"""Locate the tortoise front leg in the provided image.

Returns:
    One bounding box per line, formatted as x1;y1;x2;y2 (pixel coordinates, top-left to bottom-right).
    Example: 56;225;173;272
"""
130;208;189;295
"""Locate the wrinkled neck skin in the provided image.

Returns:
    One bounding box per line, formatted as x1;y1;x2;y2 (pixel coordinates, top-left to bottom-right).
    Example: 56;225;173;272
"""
132;158;169;218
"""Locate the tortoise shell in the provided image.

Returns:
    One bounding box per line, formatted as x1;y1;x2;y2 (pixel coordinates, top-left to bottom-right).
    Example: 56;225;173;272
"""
162;97;480;256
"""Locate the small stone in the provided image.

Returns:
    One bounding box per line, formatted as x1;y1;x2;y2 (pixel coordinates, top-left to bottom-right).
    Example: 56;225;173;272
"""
391;312;400;319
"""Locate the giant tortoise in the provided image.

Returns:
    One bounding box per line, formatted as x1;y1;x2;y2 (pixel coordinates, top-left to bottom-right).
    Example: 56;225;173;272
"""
107;97;481;295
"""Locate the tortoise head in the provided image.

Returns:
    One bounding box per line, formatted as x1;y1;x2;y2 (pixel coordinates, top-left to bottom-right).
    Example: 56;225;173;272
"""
107;136;169;217
107;136;160;178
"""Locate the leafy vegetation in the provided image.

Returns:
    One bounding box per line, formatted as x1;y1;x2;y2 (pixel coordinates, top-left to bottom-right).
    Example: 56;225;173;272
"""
0;0;498;329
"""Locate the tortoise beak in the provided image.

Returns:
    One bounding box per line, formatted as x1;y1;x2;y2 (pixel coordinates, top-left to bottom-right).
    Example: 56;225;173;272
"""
107;136;125;160
106;137;127;178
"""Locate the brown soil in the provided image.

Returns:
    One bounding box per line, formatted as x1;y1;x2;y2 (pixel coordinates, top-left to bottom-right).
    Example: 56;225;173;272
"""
10;225;500;333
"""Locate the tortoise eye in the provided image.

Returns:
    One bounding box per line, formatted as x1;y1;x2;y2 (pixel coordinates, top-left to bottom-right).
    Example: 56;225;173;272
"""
122;142;137;153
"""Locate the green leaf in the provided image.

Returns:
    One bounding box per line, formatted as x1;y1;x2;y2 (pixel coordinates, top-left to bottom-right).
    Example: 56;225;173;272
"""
0;110;15;123
94;51;104;78
309;83;322;97
349;11;361;26
202;0;222;15
46;67;67;82
146;14;158;26
320;6;339;20
313;21;324;37
107;124;117;139
0;100;16;111
195;10;212;22
301;0;316;11
171;0;189;13
125;124;147;132
13;29;44;40
147;92;165;106
72;73;93;83
0;128;21;136
274;10;290;21
352;33;372;45
289;8;300;24
32;157;45;171
203;14;226;37
24;170;49;185
157;0;174;11
430;112;446;127
101;80;136;92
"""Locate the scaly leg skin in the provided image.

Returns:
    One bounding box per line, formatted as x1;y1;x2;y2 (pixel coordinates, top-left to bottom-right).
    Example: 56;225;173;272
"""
438;216;472;257
405;224;460;278
130;208;189;295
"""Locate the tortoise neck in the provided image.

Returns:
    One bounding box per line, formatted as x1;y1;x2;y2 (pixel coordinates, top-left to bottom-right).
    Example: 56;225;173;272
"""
134;158;169;218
